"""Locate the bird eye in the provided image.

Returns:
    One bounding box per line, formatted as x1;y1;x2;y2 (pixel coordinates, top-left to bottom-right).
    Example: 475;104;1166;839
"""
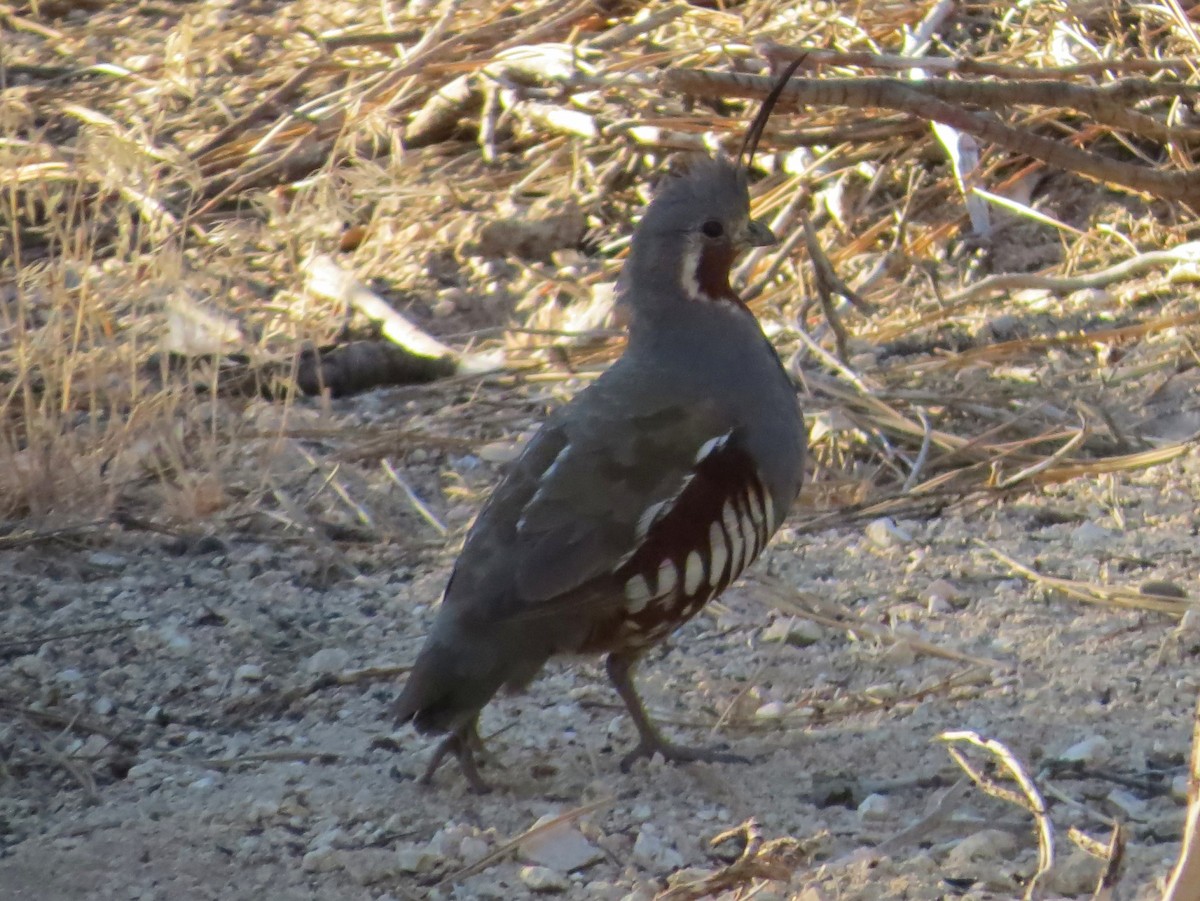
701;219;724;239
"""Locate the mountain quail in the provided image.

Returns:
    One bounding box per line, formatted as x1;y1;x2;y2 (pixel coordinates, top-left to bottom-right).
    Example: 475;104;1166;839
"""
395;63;808;791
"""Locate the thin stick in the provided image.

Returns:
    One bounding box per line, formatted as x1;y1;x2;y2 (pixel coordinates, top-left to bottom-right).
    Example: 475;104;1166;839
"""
939;730;1054;900
440;796;615;884
382;459;449;536
1162;695;1200;900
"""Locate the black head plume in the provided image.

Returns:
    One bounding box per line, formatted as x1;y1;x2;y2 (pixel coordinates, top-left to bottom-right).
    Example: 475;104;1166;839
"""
737;55;806;171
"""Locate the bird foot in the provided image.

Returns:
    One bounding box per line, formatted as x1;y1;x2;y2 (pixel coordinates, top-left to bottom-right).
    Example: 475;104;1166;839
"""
419;729;493;793
619;737;750;772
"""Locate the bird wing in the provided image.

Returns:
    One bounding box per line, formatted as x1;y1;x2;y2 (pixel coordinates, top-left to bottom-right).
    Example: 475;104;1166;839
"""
511;396;734;605
441;390;737;621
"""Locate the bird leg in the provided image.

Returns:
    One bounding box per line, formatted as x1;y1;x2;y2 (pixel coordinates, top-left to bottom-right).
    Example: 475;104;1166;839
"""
605;652;749;771
419;718;491;793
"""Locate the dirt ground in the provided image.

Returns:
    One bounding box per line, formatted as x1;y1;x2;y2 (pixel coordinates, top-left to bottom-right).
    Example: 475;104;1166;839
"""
2;385;1199;900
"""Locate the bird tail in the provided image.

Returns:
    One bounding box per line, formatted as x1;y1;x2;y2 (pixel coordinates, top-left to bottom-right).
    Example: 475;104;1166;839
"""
393;641;479;734
394;624;549;735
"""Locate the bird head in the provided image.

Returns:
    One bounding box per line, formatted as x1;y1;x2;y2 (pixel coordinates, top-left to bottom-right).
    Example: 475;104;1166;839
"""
627;155;775;307
620;56;805;317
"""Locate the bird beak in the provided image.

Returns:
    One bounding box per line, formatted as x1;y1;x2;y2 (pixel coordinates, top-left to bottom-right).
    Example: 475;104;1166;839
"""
745;218;776;247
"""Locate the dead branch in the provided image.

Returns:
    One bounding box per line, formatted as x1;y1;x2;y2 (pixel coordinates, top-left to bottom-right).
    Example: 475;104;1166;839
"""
1162;696;1200;901
662;68;1200;204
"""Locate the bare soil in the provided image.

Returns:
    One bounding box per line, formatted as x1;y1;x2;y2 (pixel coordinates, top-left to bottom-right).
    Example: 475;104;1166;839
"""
2;393;1198;899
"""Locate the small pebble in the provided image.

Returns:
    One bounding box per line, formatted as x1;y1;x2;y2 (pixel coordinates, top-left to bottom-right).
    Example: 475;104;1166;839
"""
92;697;115;716
519;815;604;872
305;648;350;675
1142;580;1189;600
159;626;193;653
666;867;714;889
1172;774;1190;802
12;655;49;679
234;663;264;682
309;827;344;850
478;441;523;464
1069;521;1112;551
341;848;400;886
1106;788;1148;820
945;829;1017;867
631;825;684;871
1177;609;1200;639
519;865;569;893
1057;734;1111;766
124;760;159;782
925;578;966;610
1043;849;1102;896
761;618;824;647
857;793;890;820
301;846;340;873
755;701;787;720
87;551;127;570
865;517;912;550
459;835;489;862
395;844;438;874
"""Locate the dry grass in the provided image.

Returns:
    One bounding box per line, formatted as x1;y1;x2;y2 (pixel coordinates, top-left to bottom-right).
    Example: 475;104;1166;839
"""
3;0;1200;566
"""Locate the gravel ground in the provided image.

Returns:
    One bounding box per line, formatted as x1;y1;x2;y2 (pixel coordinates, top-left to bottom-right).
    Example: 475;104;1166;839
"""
2;392;1198;900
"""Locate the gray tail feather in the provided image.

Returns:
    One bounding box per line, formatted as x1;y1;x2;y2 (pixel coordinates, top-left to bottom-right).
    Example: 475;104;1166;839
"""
394;631;551;735
392;648;474;735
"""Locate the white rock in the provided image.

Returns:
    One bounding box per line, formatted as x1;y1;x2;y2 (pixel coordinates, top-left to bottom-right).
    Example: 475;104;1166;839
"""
945;829;1018;867
1106;788;1148;819
925;578;965;610
478;441;523;464
1057;734;1112;766
234;663;264;682
631;825;684;871
87;551;127;569
159;625;193;652
519;815;604;872
755;701;787;720
246;799;280;823
1067;287;1111;306
234;836;261;860
301;846;340;872
188;776;216;791
666;867;714;889
305;647;350;674
519;865;569;892
341;848;400;886
309;827;344;850
396;844;439;874
762;618;823;646
857;793;890;820
1172;774;1191;802
12;655;49;678
1043;849;1102;896
1178;608;1200;637
56;668;84;684
126;760;161;781
1069;521;1112;551
92;696;115;716
865;517;911;549
428;823;475;858
459;835;489;862
618;886;657;901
